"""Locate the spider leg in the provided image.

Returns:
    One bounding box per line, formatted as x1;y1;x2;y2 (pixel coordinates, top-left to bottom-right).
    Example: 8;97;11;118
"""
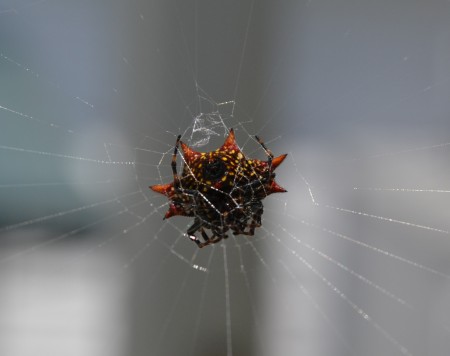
172;135;182;188
209;233;224;245
255;134;274;171
236;220;259;236
200;228;210;243
237;220;261;236
249;206;263;234
194;230;215;248
187;217;204;247
201;229;228;247
233;204;262;236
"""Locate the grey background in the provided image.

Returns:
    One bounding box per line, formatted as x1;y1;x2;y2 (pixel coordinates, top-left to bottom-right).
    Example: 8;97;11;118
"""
1;0;450;355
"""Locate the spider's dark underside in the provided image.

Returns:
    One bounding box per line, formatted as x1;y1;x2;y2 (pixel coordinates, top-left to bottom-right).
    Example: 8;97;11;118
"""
150;129;287;247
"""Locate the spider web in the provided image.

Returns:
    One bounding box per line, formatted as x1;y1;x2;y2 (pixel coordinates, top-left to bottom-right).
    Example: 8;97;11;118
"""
2;1;450;356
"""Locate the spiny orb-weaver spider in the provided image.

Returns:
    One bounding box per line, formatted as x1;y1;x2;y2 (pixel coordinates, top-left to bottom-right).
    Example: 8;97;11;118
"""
150;128;287;247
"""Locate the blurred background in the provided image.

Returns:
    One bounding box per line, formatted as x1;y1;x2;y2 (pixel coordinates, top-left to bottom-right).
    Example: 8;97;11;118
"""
1;0;450;355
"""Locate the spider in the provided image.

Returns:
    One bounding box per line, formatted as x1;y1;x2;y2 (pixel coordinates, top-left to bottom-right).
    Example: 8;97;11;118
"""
150;128;287;247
